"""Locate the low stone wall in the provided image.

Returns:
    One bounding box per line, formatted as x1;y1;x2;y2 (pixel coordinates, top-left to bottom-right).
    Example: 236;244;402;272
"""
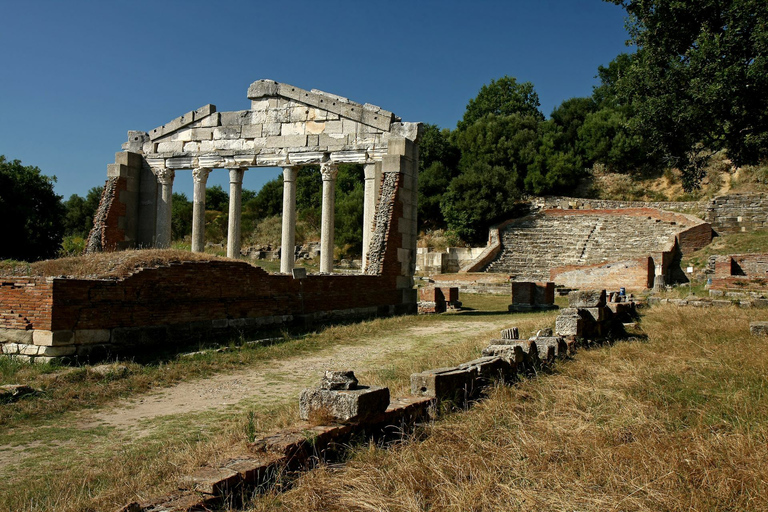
550;258;654;291
416;247;486;274
537;196;705;215
0;260;410;362
429;273;511;295
705;193;768;234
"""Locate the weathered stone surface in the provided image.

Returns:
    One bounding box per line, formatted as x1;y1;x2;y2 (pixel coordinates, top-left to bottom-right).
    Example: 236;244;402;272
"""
410;367;476;399
533;336;568;358
89;364;129;378
750;321;768;336
32;330;75;347
458;356;514;381
482;344;526;364
182;467;240;495
568;290;607;308
320;370;358;390
500;327;519;340
299;386;390;422
0;327;33;344
556;315;583;337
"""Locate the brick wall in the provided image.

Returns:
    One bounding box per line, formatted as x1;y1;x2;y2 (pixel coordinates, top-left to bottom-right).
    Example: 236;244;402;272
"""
21;261;401;332
0;278;54;330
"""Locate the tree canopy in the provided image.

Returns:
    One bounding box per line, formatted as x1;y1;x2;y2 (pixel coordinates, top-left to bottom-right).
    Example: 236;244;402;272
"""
0;156;65;261
606;0;768;188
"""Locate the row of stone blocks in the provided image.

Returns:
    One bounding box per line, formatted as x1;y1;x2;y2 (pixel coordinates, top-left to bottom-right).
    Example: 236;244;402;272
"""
117;324;572;512
554;289;637;339
0;305;410;364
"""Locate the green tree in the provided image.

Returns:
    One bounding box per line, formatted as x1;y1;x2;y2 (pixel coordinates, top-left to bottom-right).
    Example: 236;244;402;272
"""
444;113;541;242
606;0;768;188
205;185;229;212
0;156;65;261
171;192;193;241
418;124;460;230
457;76;544;131
63;186;103;238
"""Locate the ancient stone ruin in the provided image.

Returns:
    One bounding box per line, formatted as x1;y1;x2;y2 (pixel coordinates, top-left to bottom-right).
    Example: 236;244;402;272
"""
0;80;422;362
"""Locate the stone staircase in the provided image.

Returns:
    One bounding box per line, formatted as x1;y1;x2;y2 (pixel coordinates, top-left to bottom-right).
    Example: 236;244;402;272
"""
484;211;684;280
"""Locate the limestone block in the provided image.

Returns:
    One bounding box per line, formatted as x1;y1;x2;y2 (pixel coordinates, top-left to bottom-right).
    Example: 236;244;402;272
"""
0;327;33;344
33;330;75;347
306;121;326;134
197;112;221;127
581;307;606;323
324;120;343;134
156;141;184;153
166;156;196;169
410;367;476;399
318;133;348;149
458;356;514;381
533;336;568;358
568;290;607;308
182;142;200;152
320;370;358;390
266;135;307;148
75;329;111;345
556;315;583;337
481;344;525;364
299;386;390;422
219;111;251;126
265;109;290;124
281;122;305;136
750;321;768;336
20;344;40;355
182;467;240;495
214;127;241;139
241;124;263;138
1;343;21;354
37;345;76;357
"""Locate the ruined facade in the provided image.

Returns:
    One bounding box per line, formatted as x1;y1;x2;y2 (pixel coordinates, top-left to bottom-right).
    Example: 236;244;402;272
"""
0;81;421;362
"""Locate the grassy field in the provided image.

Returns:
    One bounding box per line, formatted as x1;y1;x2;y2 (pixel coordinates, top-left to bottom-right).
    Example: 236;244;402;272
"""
1;293;561;512
248;304;768;512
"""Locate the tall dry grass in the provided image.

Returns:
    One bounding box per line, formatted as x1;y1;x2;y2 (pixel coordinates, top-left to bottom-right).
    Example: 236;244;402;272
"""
249;305;768;511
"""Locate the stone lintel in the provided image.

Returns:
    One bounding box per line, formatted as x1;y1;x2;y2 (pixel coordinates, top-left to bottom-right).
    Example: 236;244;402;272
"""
299;386;390;422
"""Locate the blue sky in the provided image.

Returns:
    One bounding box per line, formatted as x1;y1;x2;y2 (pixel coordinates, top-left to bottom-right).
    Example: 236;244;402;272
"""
0;0;631;200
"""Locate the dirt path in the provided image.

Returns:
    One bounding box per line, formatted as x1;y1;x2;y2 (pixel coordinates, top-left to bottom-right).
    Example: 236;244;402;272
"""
83;320;503;435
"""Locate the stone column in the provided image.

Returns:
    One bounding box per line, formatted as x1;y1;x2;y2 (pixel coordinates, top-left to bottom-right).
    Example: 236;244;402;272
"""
227;168;245;259
362;162;381;271
319;162;338;273
191;167;211;253
153;168;175;249
280;166;298;274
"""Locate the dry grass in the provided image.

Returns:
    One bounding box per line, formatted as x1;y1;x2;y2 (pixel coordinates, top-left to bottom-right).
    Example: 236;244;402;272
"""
0;249;230;279
249;305;768;511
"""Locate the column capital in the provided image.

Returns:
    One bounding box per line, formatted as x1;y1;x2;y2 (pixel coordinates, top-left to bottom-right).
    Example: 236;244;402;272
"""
228;168;245;185
192;167;211;184
320;162;338;181
152;167;175;185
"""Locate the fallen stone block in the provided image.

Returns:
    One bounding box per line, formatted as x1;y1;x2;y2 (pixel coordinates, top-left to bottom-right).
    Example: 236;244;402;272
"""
750;321;768;336
556;315;583;337
568;289;606;308
500;327;519;340
532;336;568;359
320;370;358;390
410;366;476;399
458;356;514;382
299;386;390;423
182;467;240;495
482;344;526;364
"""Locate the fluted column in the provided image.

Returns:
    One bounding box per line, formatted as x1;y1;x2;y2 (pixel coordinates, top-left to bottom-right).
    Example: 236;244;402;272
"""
280;166;298;274
362;162;381;271
191;167;211;253
319;162;338;273
153;168;175;248
227;168;245;259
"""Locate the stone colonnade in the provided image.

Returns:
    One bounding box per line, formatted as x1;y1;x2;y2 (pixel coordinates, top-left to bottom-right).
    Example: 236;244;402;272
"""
150;159;381;273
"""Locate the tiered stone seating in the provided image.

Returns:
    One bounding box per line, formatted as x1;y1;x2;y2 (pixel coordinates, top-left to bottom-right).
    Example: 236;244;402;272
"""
484;211;683;280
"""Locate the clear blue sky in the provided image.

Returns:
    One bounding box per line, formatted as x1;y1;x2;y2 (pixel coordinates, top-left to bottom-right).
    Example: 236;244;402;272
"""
0;0;631;200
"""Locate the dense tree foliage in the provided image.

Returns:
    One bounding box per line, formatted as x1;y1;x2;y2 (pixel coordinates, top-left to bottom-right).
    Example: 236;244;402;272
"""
606;0;768;188
0;156;65;261
63;187;103;238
